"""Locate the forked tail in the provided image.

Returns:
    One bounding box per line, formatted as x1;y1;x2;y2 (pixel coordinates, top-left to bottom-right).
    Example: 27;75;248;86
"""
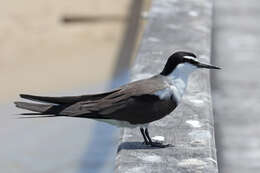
14;101;61;115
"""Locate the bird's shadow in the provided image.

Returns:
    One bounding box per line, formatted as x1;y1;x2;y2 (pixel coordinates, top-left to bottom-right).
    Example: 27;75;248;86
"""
117;141;170;152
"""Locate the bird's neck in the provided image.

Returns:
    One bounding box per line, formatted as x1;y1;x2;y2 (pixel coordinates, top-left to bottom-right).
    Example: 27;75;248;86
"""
167;63;197;97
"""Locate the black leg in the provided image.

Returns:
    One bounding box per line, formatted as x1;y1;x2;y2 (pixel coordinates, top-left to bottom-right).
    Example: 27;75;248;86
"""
144;128;153;144
140;128;149;145
144;128;173;148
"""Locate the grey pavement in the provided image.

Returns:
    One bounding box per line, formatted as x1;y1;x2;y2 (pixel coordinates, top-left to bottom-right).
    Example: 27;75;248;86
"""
116;0;218;172
212;1;260;172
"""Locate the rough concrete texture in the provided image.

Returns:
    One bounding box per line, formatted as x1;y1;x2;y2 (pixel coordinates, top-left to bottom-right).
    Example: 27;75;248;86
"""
115;0;218;172
212;1;260;172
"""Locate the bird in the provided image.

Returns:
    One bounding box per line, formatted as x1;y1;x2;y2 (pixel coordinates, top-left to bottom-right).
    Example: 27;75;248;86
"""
14;51;221;148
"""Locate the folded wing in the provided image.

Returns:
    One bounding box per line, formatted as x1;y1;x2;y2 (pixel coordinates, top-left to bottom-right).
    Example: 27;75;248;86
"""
19;89;120;104
15;75;177;124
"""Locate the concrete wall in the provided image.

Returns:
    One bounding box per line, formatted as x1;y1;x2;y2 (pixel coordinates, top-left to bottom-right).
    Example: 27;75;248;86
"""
115;0;218;172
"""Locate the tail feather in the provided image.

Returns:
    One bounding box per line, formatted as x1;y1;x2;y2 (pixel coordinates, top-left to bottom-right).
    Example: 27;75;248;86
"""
19;90;120;104
20;94;76;104
14;101;59;114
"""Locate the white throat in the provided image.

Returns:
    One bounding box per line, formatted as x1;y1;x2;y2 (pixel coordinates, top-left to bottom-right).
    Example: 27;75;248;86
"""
167;63;197;98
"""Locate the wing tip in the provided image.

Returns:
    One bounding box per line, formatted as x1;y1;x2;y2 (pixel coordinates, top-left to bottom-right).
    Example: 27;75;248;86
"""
14;101;27;108
14;101;21;107
20;94;31;99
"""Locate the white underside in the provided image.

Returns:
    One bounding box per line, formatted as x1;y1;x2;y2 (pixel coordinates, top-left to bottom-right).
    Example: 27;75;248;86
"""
155;63;197;103
95;119;149;129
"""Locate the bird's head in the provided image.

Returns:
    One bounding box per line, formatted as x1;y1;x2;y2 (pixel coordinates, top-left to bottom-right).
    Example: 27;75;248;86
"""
160;51;221;76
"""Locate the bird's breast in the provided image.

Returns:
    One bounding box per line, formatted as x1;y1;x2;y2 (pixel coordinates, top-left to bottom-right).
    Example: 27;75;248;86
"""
154;84;181;105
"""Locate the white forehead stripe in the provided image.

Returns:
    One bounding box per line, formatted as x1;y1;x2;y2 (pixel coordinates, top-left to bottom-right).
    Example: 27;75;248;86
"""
183;55;198;62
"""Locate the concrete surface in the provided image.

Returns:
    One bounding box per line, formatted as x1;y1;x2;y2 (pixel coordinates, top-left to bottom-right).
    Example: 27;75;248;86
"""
212;1;260;172
115;0;218;172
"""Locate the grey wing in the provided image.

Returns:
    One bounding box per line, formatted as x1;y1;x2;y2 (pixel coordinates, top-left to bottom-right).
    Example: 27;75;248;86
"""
19;89;121;104
16;75;178;120
64;89;177;124
102;94;177;124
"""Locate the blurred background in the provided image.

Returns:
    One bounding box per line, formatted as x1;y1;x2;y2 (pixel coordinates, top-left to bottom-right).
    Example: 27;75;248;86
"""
1;0;260;173
0;0;150;172
212;1;260;173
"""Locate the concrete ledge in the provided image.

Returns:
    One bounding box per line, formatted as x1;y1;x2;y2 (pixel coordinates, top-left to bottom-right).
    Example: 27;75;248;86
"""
115;0;218;172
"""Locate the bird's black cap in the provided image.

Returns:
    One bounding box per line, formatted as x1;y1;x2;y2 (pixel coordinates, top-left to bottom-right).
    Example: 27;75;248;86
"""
160;51;197;76
160;51;221;76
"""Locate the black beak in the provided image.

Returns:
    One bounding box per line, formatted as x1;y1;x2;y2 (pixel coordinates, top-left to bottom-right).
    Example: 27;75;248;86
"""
197;62;221;70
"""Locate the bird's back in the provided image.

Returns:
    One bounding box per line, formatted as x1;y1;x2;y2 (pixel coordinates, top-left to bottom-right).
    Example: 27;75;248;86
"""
15;75;177;125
